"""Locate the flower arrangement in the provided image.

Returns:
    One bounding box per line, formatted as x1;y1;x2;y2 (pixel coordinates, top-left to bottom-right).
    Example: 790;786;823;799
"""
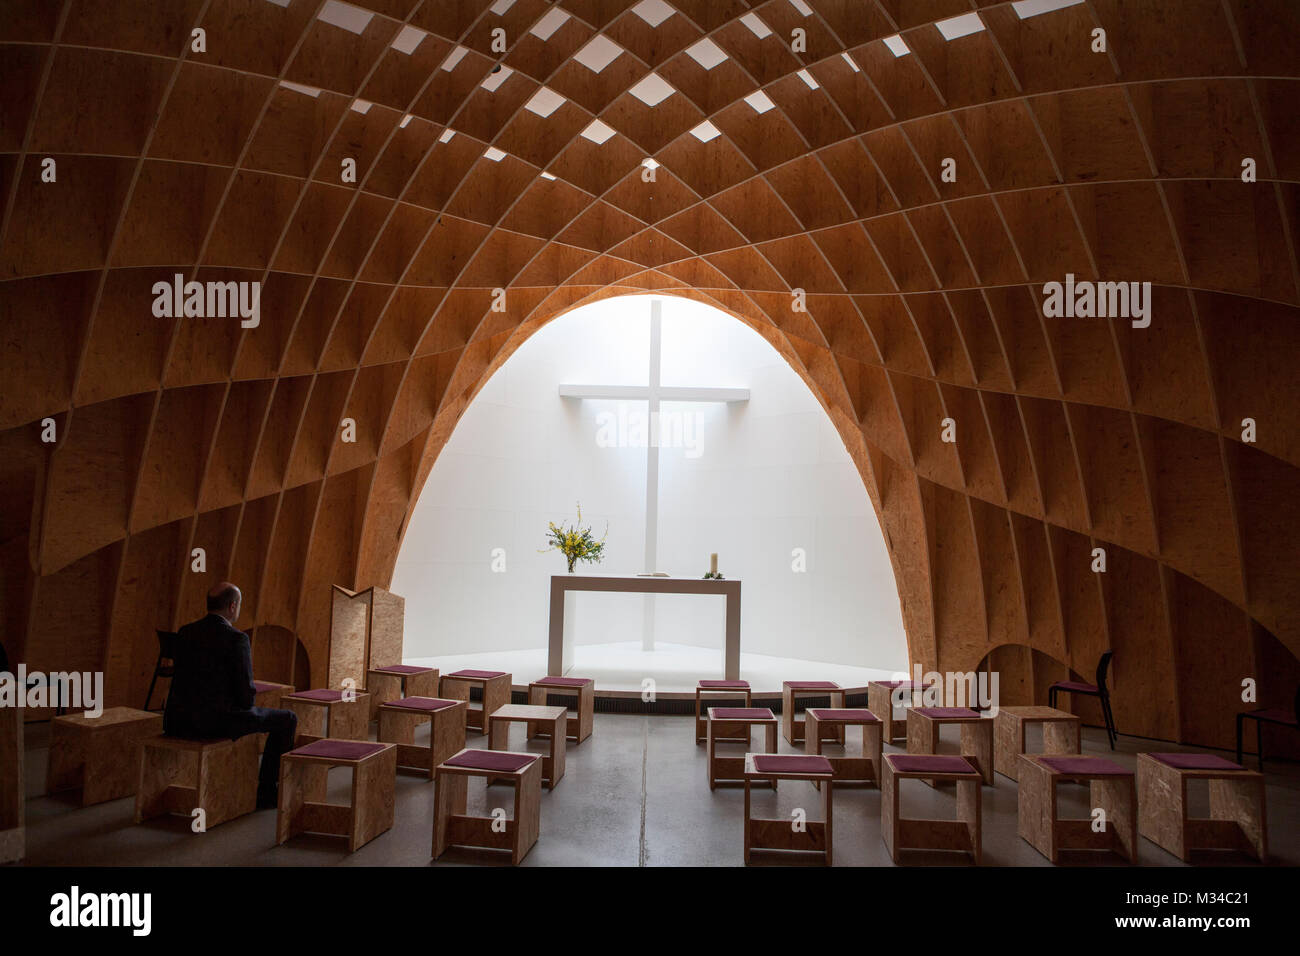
542;503;608;573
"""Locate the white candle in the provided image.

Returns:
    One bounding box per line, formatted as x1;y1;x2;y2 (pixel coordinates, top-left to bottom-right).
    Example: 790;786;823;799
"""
710;553;718;575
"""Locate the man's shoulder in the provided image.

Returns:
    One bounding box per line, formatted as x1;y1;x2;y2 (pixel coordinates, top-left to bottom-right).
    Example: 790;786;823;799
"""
179;615;249;645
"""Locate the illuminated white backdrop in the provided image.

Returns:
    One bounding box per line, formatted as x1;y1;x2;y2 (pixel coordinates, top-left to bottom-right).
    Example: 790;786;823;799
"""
391;295;908;673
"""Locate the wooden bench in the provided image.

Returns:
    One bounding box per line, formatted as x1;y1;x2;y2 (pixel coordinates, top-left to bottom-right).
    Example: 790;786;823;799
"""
440;670;511;736
528;676;595;744
1137;752;1267;863
881;754;982;864
1018;754;1136;863
744;754;834;865
47;706;162;806
281;689;370;746
804;708;882;786
135;734;259;829
366;665;439;720
277;739;397;852
433;749;542;865
376;697;466;779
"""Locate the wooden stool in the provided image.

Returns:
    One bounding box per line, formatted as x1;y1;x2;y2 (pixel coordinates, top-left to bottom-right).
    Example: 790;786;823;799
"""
782;681;845;745
907;707;994;785
277;739;397;852
994;706;1081;781
282;689;370;746
1137;752;1267;863
376;697;466;779
881;754;982;864
867;680;919;742
804;708;882;786
440;670;511;736
707;707;778;790
47;707;162;806
528;676;594;744
253;681;293;710
135;734;259;829
1018;755;1136;863
744;754;834;865
488;704;567;789
366;665;439;720
433;749;542;865
695;680;751;744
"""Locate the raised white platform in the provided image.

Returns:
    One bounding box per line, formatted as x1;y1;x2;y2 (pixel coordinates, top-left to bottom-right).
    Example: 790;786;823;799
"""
408;641;901;696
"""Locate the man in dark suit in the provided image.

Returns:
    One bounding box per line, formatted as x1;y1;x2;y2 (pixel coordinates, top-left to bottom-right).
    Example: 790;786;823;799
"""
165;582;297;809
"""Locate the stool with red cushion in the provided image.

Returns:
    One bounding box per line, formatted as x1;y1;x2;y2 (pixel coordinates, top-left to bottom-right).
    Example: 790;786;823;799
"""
695;680;751;744
440;670;511;735
276;739;396;852
867;680;920;742
1137;752;1267;863
906;707;995;785
1235;686;1298;772
804;708;882;786
743;754;834;865
1017;754;1136;863
366;664;439;720
707;707;778;790
432;749;543;864
881;754;982;864
376;697;466;779
528;676;595;744
1048;651;1117;749
281;688;370;746
781;681;846;745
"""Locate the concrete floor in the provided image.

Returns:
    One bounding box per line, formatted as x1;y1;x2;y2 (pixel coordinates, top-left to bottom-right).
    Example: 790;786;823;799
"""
15;715;1300;867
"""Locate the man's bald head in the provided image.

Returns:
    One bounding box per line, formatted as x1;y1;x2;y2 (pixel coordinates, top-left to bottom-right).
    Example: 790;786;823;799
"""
206;582;242;623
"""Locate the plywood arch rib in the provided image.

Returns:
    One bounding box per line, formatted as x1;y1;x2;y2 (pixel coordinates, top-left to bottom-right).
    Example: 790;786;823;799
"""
1;0;1298;750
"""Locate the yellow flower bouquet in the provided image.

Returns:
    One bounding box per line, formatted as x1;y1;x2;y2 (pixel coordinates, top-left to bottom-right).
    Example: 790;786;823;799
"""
542;503;608;573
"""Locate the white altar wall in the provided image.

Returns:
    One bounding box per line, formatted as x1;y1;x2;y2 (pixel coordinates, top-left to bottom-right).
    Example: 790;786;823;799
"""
390;295;909;672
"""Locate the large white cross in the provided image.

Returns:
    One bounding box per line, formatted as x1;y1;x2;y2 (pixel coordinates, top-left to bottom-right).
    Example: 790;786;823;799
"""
558;298;749;650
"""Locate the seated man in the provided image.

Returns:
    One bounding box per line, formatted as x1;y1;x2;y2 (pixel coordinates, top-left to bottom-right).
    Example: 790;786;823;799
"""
164;582;297;809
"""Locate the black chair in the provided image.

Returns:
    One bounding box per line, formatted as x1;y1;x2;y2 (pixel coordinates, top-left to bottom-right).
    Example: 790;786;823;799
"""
1236;686;1299;772
1048;651;1117;750
143;630;178;712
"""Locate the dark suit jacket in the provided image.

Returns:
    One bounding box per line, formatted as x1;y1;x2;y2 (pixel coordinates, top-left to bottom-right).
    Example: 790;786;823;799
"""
164;613;257;738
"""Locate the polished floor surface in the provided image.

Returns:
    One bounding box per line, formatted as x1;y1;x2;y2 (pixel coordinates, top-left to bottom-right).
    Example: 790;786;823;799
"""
15;715;1299;867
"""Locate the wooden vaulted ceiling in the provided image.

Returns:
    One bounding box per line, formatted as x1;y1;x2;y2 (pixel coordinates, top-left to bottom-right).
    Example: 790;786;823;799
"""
1;0;1298;749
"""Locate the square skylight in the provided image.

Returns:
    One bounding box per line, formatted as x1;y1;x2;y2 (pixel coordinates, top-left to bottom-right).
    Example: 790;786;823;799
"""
740;13;772;39
280;80;322;98
629;73;675;107
690;120;721;143
632;0;675;28
686;37;727;70
540;171;557;181
317;0;372;35
574;35;624;73
744;90;775;114
841;52;860;72
440;46;469;71
489;0;516;14
399;114;412;128
883;34;910;57
525;87;566;118
936;12;985;40
350;98;372;114
797;69;819;89
1012;0;1085;17
789;0;813;16
391;25;425;55
481;64;513;92
530;7;570;41
439;128;455;143
484;146;507;162
581;119;617;145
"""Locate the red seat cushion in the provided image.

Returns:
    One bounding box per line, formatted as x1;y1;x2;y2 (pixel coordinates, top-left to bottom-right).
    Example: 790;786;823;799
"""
806;708;878;722
444;750;537;773
373;664;433;675
447;669;507;680
534;677;592;687
710;707;774;720
698;680;750;689
1244;708;1298;726
1051;680;1099;694
291;739;387;761
876;680;917;689
1038;756;1130;775
887;754;976;775
1149;753;1245;772
751;755;833;775
288;688;345;702
913;707;981;719
383;696;459;713
784;681;840;690
252;681;284;694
